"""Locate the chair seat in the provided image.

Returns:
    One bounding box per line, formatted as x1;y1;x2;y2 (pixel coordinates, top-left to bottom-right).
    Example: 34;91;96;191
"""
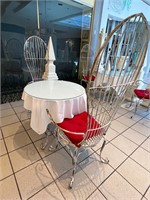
82;75;96;81
134;89;150;99
57;111;101;147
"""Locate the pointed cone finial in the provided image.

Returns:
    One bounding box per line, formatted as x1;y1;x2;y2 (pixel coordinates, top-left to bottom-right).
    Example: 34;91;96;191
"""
46;36;56;61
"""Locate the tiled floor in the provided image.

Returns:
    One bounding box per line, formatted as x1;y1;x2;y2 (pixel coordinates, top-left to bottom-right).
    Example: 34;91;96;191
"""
0;100;150;200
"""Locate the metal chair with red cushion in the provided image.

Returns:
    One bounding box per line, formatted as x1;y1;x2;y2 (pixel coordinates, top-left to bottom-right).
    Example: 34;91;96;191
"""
81;74;96;88
46;13;149;189
131;80;150;117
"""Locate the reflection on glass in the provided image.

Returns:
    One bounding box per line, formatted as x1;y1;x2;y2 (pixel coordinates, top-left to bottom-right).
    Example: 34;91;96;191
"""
1;0;92;103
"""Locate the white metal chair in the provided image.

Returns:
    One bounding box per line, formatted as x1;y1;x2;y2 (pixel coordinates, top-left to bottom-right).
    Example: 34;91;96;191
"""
24;36;51;146
46;13;149;189
24;35;47;82
130;80;150;117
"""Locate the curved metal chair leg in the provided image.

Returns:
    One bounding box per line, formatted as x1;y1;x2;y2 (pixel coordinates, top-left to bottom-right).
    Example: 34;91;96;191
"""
126;94;134;108
99;138;109;164
48;128;59;151
131;101;139;118
69;148;78;189
41;123;57;150
41;132;49;150
147;102;150;112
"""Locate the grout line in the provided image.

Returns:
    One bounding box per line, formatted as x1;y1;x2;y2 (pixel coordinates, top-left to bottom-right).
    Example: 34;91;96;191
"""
141;185;150;200
115;170;144;197
1;130;23;199
20;117;66;199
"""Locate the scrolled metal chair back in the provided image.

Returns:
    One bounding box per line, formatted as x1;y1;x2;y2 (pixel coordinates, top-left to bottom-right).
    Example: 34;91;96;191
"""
83;12;149;162
89;13;149;88
86;13;149;122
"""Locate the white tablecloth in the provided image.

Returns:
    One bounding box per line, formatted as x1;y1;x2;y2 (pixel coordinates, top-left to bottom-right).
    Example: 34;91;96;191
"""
22;80;87;135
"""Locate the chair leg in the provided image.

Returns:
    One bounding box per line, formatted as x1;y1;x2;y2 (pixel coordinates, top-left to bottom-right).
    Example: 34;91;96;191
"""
99;137;109;164
41;131;49;150
48;128;59;151
69;148;78;189
41;122;57;150
131;101;139;118
126;94;134;108
147;102;150;112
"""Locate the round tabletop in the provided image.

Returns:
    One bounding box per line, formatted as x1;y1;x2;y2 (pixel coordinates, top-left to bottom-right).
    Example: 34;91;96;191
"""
24;80;85;100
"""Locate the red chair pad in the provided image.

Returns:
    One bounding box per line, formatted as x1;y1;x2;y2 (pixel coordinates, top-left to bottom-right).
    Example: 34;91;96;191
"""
57;112;101;147
83;75;96;81
134;89;150;99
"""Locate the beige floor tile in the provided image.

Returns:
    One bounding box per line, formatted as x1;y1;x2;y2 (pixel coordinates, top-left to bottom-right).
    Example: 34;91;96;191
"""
22;119;31;130
0;175;20;200
99;172;142;200
105;128;119;141
43;148;72;179
110;120;128;133
122;128;147;145
34;136;62;158
141;138;150;152
142;198;147;200
114;112;122;120
16;160;53;199
80;154;114;187
0;139;7;156
0;154;13;180
136;108;150;117
13;106;26;113
117;158;150;194
64;144;93;164
0;129;2;140
139;118;150;128
117;115;136;127
0;108;15;118
0;103;11;111
9;143;41;172
100;143;127;169
29;182;65;200
92;138;105;151
145;187;150;200
10;100;23;107
27;129;45;142
117;107;128;115
17;111;31;121
87;190;106;200
56;168;96;200
2;122;25;138
77;148;93;163
124;112;143;121
131;147;150;172
5;131;31;152
131;123;150;137
145;114;150;120
111;135;138;155
0;114;19;127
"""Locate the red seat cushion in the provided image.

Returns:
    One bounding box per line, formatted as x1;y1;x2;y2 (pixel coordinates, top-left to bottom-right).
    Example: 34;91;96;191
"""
57;112;101;147
134;89;150;99
83;75;96;81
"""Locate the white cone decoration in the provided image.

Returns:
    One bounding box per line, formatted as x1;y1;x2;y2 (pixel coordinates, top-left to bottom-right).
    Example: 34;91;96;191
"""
42;36;58;80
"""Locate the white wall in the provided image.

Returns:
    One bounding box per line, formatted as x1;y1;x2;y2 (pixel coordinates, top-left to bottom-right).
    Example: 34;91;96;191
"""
100;0;150;32
98;0;150;71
